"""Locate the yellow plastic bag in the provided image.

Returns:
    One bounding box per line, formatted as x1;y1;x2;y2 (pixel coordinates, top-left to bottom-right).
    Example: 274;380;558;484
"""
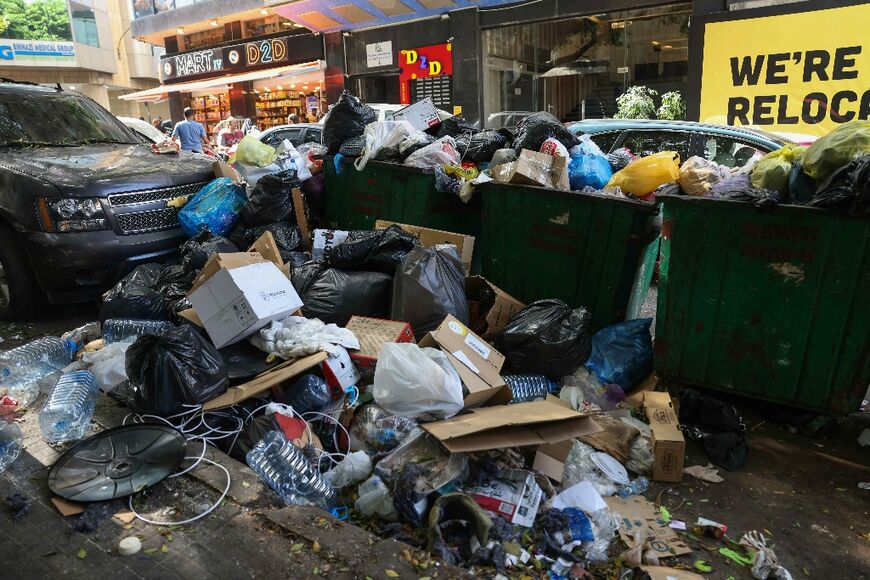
750;146;799;195
232;135;276;167
802;120;870;182
606;151;680;196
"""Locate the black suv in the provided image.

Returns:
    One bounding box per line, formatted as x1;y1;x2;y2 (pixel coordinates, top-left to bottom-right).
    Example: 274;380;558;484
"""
0;81;214;318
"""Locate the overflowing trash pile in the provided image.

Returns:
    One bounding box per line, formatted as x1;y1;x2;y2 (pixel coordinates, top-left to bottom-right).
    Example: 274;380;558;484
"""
326;91;870;215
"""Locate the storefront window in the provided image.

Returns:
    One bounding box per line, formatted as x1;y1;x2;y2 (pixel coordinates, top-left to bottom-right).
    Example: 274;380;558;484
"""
482;4;690;127
71;2;99;48
183;28;225;51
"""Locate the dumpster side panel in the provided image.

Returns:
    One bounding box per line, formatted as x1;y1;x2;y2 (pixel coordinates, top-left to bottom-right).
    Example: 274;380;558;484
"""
656;196;870;414
479;183;654;331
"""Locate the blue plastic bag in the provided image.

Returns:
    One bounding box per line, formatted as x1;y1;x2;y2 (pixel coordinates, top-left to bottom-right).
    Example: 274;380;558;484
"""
585;318;653;390
177;178;246;237
568;154;613;191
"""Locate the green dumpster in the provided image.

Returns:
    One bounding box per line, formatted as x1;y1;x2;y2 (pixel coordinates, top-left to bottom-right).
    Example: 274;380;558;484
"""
477;182;657;331
655;194;870;415
323;156;480;236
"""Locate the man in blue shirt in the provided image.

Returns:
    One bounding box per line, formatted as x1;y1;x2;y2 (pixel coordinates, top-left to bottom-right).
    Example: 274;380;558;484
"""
171;107;208;153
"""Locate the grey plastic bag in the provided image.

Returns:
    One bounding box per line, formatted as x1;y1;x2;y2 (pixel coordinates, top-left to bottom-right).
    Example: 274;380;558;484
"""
390;245;469;337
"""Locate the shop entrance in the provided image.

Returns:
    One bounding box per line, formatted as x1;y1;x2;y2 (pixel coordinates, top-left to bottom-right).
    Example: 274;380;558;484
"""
354;75;401;104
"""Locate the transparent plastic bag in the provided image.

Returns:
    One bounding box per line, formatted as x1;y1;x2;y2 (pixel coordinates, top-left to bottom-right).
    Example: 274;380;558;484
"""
277;140;312;181
349;404;418;453
354;121;415;171
323;450;372;488
561;440;620;497
354;475;398;521
583;508;620;563
177;178;246;237
372;343;464;420
404;136;460;169
678;156;731;196
82;341;130;393
606;151;680;196
802;120;870;182
234;135;276;167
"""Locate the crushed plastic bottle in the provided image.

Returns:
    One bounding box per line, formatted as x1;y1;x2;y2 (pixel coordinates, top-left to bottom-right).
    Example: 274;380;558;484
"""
0;421;23;472
503;375;559;403
246;430;335;509
0;336;75;382
616;476;650;497
102;319;173;345
38;370;100;444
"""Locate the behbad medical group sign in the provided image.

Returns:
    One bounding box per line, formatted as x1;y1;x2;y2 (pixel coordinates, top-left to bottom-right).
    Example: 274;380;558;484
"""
699;4;869;136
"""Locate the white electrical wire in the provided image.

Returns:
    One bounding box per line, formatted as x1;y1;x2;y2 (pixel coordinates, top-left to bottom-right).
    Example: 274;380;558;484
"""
128;457;231;526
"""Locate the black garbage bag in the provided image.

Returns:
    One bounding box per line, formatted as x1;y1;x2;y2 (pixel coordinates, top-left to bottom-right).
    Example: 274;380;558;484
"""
276;374;333;416
462;129;513;163
241;170;299;227
808;154;870;217
513;112;581;154
218;340;279;382
429;116;477;139
678;388;748;471
323;91;377;154
710;173;781;211
327;225;419;274
391;245;469;337
179;231;239;273
228;414;278;462
246;222;303;261
607;148;634;173
496;299;592;377
292;261;392;325
100;264;168;323
156;264;198;302
301;171;325;219
285;251;311;269
338;134;366;157
125;325;229;416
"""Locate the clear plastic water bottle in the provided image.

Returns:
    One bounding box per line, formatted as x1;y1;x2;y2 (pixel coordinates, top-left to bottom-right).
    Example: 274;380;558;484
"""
102;319;173;344
504;375;559;403
0;421;23;472
246;430;335;509
616;476;650;497
38;370;100;444
0;336;75;382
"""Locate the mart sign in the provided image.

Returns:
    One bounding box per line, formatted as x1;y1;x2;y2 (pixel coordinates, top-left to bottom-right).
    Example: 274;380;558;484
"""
699;4;869;136
0;39;76;67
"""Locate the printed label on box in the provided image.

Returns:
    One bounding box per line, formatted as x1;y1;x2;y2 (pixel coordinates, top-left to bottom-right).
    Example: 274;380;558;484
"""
464;333;491;360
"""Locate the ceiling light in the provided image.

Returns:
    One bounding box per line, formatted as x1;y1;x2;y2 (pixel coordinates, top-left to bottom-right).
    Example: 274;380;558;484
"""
260;8;269;15
176;27;184;35
651;41;660;46
663;45;673;49
210;19;219;27
276;85;282;90
281;21;293;26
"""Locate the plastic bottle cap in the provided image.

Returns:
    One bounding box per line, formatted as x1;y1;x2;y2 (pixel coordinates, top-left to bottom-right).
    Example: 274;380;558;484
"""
118;536;142;556
590;451;630;485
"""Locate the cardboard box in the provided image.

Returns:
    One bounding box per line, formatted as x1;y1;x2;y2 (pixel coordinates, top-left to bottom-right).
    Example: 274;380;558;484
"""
188;254;304;348
344;316;415;368
213;160;241;181
417;315;511;409
532;438;576;482
644;391;685;482
465;469;543;528
390;97;441;131
423;398;601;453
465;276;525;341
203;352;326;410
321;346;361;397
375;220;475;274
491;149;569;191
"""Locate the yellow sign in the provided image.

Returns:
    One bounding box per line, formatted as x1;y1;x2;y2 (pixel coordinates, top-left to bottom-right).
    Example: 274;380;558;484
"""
699;4;869;136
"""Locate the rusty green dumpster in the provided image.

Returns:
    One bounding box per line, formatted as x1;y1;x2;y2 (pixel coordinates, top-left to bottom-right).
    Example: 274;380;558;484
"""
655;194;869;414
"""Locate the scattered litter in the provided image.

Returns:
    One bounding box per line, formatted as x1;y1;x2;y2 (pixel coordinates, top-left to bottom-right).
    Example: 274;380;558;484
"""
683;463;724;483
118;536;142;556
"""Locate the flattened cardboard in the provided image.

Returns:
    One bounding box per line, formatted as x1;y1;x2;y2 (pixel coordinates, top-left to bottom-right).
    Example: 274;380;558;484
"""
203;351;327;410
178;308;203;327
491;149;569;191
465;276;525;341
533;438;575;482
423;398;601;453
291;187;312;250
605;495;692;557
375;220;475;274
247;231;284;268
51;497;86;516
344;316;414;368
416;315;509;409
644;391;685;482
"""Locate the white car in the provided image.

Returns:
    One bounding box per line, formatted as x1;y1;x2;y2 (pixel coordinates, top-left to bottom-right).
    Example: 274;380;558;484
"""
117;116;167;143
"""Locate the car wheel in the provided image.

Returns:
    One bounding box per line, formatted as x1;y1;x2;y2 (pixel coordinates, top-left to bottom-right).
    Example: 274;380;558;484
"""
0;225;40;320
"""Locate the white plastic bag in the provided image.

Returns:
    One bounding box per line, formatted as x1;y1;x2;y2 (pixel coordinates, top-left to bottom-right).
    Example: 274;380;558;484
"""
323;450;373;488
354;475;398;521
404;136;460;169
81;341;130;393
372;342;464;420
252;316;360;359
355;120;415;171
277;139;312;181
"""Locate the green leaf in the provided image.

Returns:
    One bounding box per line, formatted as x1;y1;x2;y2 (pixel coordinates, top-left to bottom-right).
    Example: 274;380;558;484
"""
76;548;87;559
384;570;399;577
290;543;304;553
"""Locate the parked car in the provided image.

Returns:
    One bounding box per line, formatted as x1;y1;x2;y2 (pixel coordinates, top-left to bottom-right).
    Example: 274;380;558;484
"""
486;111;533;130
0;81;215;318
566;119;795;169
117;116;167;144
257;123;323;149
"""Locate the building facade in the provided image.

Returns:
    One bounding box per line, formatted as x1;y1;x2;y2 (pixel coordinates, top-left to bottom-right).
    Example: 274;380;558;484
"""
0;0;167;119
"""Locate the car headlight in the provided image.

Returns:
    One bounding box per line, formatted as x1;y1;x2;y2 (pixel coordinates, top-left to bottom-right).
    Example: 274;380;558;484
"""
37;197;110;233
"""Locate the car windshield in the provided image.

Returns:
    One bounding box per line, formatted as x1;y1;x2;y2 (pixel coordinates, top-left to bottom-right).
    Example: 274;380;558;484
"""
0;92;137;147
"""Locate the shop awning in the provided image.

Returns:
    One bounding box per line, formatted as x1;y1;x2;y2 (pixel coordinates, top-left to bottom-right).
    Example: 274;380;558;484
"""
120;60;325;102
